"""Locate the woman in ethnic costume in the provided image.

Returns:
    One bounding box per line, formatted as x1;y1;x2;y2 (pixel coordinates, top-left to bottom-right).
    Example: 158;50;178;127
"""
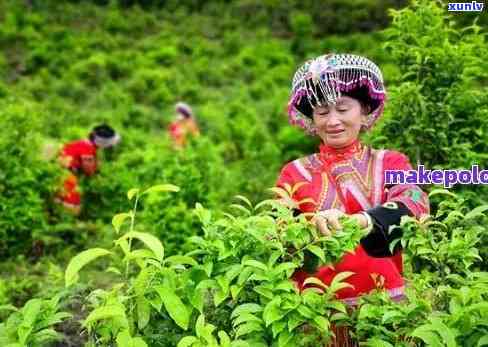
168;102;200;149
56;124;120;214
276;54;430;345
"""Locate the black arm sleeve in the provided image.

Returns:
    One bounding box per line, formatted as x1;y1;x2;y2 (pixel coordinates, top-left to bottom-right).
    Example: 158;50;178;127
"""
360;202;412;257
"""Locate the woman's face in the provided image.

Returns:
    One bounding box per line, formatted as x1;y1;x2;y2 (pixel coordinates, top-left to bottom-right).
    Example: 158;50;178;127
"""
312;96;367;148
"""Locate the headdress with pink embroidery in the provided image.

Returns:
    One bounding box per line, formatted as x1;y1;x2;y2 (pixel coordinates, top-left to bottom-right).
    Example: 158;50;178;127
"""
287;53;386;134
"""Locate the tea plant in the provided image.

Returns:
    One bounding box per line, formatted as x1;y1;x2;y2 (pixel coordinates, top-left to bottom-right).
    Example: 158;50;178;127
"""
398;189;487;279
65;184;180;346
64;185;366;346
349;189;488;346
369;0;488;205
0;294;71;347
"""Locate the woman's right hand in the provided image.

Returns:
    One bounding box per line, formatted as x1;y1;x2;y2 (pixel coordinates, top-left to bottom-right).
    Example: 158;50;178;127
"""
313;209;371;236
312;209;345;236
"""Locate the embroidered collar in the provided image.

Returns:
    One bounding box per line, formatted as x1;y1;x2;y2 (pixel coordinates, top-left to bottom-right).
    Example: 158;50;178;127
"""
319;139;363;166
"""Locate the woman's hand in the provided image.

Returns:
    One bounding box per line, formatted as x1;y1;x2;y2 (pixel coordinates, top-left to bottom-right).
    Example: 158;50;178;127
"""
313;209;370;236
313;209;345;236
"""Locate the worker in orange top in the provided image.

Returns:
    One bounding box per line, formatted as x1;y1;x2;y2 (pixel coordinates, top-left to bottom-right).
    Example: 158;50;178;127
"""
168;102;200;148
56;124;121;214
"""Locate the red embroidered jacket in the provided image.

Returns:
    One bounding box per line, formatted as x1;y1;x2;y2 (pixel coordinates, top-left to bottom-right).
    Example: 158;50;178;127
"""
168;119;200;148
276;140;429;305
57;139;97;210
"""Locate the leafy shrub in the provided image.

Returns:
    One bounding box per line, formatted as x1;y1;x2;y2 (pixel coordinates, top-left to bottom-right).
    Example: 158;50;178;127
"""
348;189;488;346
0;294;71;346
400;189;487;276
62;186;365;346
60;186;488;346
0;99;59;258
0;2;487;345
370;0;488;202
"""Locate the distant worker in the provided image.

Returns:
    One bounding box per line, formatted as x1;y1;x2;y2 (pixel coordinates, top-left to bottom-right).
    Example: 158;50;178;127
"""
55;124;121;214
168;102;200;148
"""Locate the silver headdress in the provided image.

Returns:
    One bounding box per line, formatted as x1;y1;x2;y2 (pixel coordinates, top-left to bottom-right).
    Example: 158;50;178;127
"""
175;102;194;118
287;53;386;134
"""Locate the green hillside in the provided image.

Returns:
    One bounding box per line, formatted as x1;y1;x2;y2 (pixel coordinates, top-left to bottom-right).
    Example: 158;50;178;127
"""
0;1;487;346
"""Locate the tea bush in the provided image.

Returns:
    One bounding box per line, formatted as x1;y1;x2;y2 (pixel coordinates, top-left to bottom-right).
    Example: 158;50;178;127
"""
369;0;488;205
62;185;366;346
0;99;60;258
0;0;487;345
56;186;488;346
0;294;72;346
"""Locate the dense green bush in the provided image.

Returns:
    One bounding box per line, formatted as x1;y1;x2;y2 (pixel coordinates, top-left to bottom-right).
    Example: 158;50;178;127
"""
61;187;367;346
0;99;60;258
0;294;71;346
22;0;410;36
370;1;488;168
349;190;488;346
54;187;488;346
0;0;487;345
366;0;488;207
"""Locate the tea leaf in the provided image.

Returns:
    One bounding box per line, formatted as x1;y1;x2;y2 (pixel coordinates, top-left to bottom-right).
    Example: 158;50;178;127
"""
142;184;180;196
305;245;325;263
65;248;111;287
127;188;140;201
84;305;128;329
155;285;190;330
112;212;132;234
165;255;198;267
177;336;198;347
263;297;283;327
465;205;488;220
231;303;263;319
234;195;253;209
118;232;164;262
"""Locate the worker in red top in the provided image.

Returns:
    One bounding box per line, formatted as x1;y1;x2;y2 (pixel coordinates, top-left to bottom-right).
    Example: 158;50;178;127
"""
278;54;430;345
168;102;200;148
55;124;121;214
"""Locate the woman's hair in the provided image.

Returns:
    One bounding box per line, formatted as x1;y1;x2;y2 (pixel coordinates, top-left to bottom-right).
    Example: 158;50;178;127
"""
89;124;116;142
89;124;121;148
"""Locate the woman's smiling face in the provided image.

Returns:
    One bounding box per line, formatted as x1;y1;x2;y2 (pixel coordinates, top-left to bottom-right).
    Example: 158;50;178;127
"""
312;96;367;148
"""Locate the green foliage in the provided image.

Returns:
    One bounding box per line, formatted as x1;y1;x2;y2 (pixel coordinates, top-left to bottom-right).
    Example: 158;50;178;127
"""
0;294;71;347
0;260;66;310
0;99;60;258
349;189;488;346
0;0;487;346
371;0;488;198
65;248;113;287
61;187;366;346
177;314;247;347
62;185;184;345
400;189;488;274
60;186;488;346
79;137;233;255
351;270;488;347
37;0;409;36
1;0;410;260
